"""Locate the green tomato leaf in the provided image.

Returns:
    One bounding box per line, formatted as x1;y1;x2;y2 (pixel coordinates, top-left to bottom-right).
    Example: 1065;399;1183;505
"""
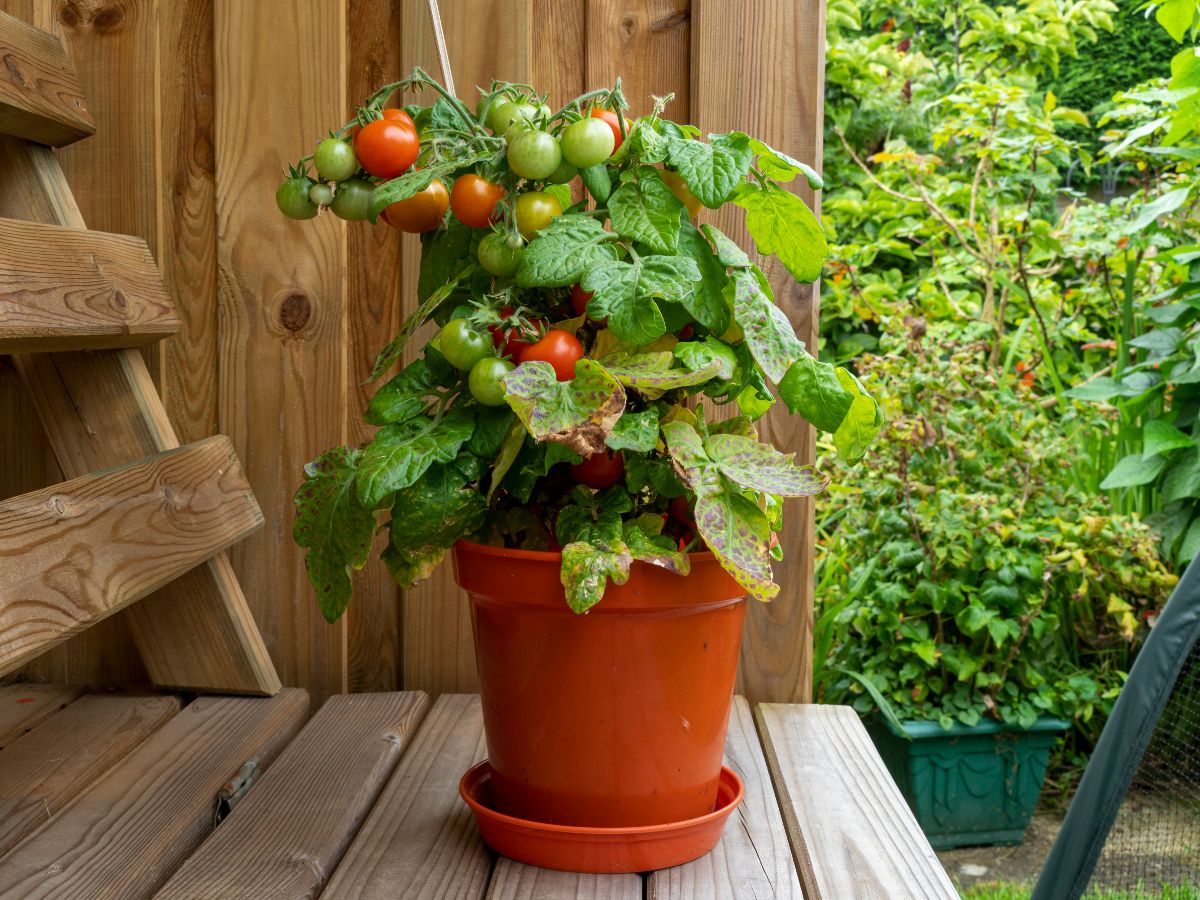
488;418;527;501
387;454;486;555
702;223;752;268
1100;453;1168;489
607;408;660;452
675;338;737;380
778;353;855;433
832;393;883;464
356;406;475;508
560;541;632;613
366;357;450;426
704;432;830;497
380;545;445;590
368;266;476;381
467;405;516;458
582;255;700;346
608;168;686;253
732;268;804;383
675;223;732;333
624;526;691;576
580;163;613;203
417;218;474;303
747;138;824;189
294;447;378;623
695;485;776;602
516;214;619;287
503;358;626;457
666;132;754;208
734;182;828;283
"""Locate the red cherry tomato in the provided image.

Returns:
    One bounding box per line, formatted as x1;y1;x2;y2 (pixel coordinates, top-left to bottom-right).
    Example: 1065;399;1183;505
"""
350;107;414;139
570;284;593;317
355;118;419;178
450;174;505;228
488;306;541;359
383;179;448;233
590;108;625;151
518;328;584;381
570;449;625;490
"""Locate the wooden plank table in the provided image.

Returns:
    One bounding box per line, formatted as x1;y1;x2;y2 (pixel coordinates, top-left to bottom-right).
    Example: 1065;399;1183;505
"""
0;688;957;899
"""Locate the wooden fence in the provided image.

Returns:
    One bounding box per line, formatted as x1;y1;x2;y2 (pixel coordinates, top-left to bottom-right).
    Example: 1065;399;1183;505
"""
0;0;826;706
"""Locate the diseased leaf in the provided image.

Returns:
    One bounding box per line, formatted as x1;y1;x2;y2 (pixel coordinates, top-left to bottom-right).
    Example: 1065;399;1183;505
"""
705;432;830;497
600;350;723;397
608;168;686;253
356;406;475;508
675;338;737;380
517;214;619;287
607;408;660;452
388;455;486;555
294;447;378;623
666;132;754;208
504;358;626;456
732;267;804;383
695;485;776;602
560;541;632;613
735;183;829;283
381;545;444;589
624;526;691;575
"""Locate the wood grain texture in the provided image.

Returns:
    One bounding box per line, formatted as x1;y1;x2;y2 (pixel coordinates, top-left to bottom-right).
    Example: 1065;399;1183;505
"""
585;0;691;120
756;703;958;900
648;695;802;898
486;863;641;900
0;9;94;145
157;0;219;445
0;216;180;352
320;693;490;899
0;682;81;747
0;135;280;695
47;0;163;385
0;688;309;899
691;0;825;704
398;0;530;698
0;692;180;856
344;0;402;694
155;691;430;900
214;0;347;704
0;436;264;676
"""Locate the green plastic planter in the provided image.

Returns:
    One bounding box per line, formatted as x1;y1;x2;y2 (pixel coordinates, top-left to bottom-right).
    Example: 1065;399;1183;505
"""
868;715;1070;849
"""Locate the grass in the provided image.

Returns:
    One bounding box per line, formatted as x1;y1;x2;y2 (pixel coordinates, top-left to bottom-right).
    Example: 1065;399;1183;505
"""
961;884;1200;900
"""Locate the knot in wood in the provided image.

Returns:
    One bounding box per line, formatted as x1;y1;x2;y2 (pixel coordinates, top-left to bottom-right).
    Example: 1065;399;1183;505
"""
278;292;312;333
92;4;126;34
3;53;26;88
57;1;81;29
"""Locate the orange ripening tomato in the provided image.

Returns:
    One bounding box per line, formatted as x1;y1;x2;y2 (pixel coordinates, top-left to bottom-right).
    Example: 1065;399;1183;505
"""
383;179;448;233
450;174;506;228
355;118;419;178
350;107;414;139
590;108;626;151
661;168;703;219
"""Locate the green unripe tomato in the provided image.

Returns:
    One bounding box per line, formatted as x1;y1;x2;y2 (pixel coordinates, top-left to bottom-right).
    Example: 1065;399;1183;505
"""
477;232;525;277
440;318;491;370
507;130;562;180
308;182;334;206
330;177;374;221
276;176;318;220
314;138;359;182
546;157;579;184
560;117;616;168
468;357;515;406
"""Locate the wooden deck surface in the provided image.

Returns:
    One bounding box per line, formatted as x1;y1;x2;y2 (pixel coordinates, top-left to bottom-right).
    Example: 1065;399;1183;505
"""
0;685;955;899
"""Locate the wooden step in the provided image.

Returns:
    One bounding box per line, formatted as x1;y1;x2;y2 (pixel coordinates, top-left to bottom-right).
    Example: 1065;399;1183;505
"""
321;693;492;899
646;696;803;899
0;135;280;696
155;692;429;899
0;12;95;147
756;703;959;900
0;436;263;677
0;682;81;748
0;217;180;352
0;693;180;856
0;688;308;899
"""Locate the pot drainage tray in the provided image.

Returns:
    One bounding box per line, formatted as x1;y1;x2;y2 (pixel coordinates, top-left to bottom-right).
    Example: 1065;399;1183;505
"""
459;762;744;873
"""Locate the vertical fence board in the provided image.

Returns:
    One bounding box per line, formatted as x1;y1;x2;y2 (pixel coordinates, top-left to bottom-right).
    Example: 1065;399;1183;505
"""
345;0;404;693
585;0;691;120
157;0;219;445
692;0;825;703
214;0;347;704
397;0;531;697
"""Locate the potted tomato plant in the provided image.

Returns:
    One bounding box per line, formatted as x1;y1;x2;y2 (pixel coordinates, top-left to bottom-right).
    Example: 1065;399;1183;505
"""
282;68;881;870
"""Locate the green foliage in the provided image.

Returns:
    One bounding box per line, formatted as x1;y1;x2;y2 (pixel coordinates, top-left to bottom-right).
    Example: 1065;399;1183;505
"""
814;326;1177;738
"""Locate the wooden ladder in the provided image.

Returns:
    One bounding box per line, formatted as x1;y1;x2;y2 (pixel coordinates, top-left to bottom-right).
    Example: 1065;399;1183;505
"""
0;10;279;695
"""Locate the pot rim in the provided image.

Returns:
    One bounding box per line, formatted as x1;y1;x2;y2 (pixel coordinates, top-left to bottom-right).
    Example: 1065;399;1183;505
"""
455;538;721;564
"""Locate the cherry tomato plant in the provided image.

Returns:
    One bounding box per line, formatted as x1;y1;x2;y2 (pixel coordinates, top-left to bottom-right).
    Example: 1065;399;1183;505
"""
285;67;883;622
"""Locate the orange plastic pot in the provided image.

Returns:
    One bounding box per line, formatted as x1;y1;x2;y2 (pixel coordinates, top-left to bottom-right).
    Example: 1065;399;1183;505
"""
452;540;747;827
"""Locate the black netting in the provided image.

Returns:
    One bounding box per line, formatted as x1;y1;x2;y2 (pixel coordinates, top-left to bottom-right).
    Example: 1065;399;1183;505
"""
1085;638;1200;896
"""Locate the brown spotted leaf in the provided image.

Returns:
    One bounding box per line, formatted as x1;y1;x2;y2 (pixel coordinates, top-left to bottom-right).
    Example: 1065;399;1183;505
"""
504;359;626;457
600;350;723;399
624;527;691;576
560;541;632;613
705;433;830;497
661;419;721;493
695;486;777;602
